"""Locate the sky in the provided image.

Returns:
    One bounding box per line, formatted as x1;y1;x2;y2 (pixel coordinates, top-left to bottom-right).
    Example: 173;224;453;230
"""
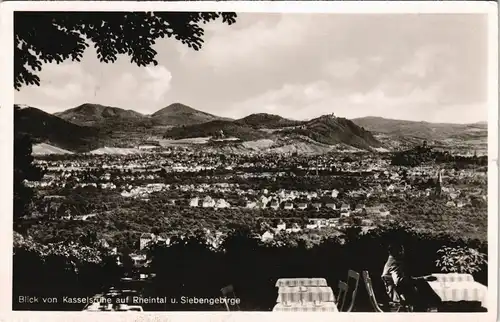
15;13;489;123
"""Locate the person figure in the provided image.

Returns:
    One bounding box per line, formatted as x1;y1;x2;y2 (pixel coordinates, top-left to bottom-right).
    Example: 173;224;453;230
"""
381;242;442;312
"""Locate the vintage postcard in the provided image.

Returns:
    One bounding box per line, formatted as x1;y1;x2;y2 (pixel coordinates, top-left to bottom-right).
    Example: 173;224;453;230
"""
0;1;497;322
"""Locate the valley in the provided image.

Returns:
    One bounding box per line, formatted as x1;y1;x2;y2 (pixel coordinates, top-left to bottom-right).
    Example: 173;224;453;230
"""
15;103;488;156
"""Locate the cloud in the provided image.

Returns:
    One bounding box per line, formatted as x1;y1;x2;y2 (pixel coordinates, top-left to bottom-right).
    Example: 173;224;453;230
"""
183;13;341;80
40;82;86;101
200;15;311;70
94;72;138;106
400;45;454;79
227;81;333;120
96;65;172;110
141;66;172;101
15;13;487;123
324;58;361;79
16;60;173;114
37;63;96;101
226;81;332;119
14;62;97;112
228;79;486;124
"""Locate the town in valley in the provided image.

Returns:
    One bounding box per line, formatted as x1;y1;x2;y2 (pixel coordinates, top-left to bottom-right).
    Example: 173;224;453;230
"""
12;11;490;313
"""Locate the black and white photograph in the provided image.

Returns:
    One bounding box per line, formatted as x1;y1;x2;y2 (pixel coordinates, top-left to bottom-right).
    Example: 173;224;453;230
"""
3;1;497;318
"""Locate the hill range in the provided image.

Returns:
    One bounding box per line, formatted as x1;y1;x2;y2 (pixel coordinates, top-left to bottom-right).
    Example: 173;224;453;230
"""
15;105;101;152
54;102;229;128
352;116;487;152
15;103;487;155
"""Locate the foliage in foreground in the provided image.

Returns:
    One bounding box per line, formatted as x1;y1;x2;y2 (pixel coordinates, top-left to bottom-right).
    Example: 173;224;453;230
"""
436;245;488;274
15;11;237;90
13;223;488;311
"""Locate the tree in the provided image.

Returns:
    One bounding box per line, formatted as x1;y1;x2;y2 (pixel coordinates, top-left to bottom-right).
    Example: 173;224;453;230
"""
13;11;237;227
14;11;237;89
79;229;98;246
14;119;44;225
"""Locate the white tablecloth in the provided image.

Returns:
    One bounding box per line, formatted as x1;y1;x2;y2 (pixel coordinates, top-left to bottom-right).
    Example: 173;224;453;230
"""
277;286;335;303
428;281;488;308
273;301;338;312
431;273;474;283
275;278;328;287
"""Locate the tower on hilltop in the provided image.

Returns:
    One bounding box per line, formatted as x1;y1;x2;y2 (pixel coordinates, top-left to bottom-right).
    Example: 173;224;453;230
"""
434;169;443;197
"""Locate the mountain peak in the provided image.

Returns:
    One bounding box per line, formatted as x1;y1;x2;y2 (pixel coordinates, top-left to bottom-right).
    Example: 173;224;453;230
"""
151;103;229;126
163;102;193;111
55;103;145;127
75;103;107;109
282;114;383;150
236;113;304;129
152;103;200;117
15;106;99;152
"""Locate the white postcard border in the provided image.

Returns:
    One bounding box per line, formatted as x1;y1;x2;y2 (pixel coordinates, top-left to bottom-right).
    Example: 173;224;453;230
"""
0;1;497;322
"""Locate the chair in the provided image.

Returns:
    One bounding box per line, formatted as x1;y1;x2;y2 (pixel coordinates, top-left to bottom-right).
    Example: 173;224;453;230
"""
381;275;413;312
362;271;384;312
220;285;240;311
344;270;360;312
336;281;348;311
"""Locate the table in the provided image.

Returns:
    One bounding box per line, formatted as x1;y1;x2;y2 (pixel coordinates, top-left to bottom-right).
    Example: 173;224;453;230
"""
277;286;335;303
273;301;339;312
431;273;474;283
275;278;328;288
428;278;488;309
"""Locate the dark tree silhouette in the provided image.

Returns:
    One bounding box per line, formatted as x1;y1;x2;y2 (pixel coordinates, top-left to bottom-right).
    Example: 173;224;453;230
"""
14;11;237;90
14;108;44;225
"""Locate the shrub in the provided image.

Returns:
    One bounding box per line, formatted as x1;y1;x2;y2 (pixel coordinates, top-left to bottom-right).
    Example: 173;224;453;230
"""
13;224;488;311
435;245;487;274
